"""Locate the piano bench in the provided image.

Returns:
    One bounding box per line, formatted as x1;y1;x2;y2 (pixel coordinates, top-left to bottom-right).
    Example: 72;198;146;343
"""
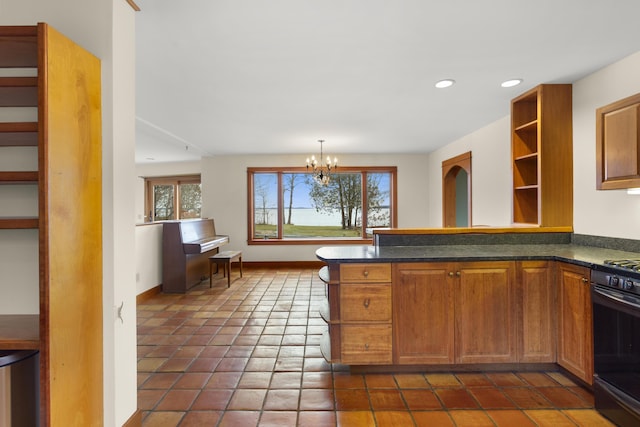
209;250;243;288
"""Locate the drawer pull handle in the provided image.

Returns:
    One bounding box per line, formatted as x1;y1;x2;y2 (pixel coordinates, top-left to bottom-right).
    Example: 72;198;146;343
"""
448;271;454;277
363;298;370;308
363;270;369;277
364;343;369;350
456;271;461;277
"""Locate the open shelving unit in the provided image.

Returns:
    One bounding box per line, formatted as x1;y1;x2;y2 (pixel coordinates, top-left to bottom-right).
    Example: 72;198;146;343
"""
0;23;103;426
511;84;573;227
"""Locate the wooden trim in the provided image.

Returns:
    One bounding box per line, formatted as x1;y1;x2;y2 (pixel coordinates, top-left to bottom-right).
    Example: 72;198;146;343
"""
241;261;326;269
247;166;398;243
125;0;141;11
144;174;201;222
136;285;162;304
248;238;373;246
122;409;142;427
442;151;472;227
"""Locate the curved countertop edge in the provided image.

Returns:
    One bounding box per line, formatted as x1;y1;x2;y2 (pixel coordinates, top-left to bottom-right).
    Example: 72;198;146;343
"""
315;244;640;271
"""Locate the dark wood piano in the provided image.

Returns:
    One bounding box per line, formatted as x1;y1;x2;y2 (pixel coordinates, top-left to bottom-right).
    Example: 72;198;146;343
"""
162;219;229;293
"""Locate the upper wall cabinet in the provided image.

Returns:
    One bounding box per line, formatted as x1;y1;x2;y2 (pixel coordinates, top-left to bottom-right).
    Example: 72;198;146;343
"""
596;92;640;190
511;84;573;227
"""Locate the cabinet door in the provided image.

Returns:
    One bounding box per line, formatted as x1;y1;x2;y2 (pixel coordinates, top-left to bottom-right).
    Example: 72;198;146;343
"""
455;261;517;363
557;262;593;384
393;263;454;364
596;92;640;190
517;261;556;362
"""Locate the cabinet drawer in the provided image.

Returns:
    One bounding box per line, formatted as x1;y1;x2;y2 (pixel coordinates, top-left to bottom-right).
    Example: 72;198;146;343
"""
340;263;391;283
341;325;392;364
340;284;391;322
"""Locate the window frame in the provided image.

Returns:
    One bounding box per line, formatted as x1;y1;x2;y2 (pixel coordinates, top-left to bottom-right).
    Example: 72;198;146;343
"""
247;166;397;245
144;174;201;222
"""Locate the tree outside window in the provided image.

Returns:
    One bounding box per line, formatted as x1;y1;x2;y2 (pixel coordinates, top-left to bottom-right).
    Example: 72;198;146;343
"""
144;175;201;222
248;167;396;244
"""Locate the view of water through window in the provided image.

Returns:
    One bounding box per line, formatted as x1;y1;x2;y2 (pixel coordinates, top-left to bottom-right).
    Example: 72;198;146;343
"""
251;170;392;240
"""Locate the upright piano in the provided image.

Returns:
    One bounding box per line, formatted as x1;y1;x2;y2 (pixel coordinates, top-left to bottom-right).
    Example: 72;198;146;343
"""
162;219;229;293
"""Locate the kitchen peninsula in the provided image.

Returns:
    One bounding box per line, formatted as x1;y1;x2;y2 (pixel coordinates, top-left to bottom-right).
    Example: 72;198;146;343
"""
316;226;640;385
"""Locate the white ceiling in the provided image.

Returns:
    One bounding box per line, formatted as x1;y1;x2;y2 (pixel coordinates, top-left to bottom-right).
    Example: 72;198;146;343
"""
135;0;640;164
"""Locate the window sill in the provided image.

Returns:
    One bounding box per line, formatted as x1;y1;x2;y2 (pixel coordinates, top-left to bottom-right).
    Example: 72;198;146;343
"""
248;238;373;246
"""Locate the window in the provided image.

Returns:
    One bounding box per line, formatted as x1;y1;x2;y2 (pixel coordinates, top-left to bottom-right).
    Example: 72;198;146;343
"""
144;175;201;222
248;167;397;244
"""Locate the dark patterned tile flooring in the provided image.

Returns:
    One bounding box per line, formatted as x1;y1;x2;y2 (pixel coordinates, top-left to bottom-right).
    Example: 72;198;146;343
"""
137;268;614;426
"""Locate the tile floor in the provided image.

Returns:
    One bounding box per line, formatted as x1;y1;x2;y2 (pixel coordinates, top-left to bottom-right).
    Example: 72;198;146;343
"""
137;268;615;426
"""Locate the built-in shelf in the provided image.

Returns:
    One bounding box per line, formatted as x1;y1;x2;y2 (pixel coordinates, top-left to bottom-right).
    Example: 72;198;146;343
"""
0;77;38;107
514;153;538;162
0;171;38;183
515;185;539;191
319;299;330;323
0;217;38;229
0;315;39;350
0;122;39;146
511;84;572;226
318;265;329;284
320;331;332;363
515;119;538;132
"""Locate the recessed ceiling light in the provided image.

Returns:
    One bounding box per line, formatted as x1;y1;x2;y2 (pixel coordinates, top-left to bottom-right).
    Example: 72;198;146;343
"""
435;79;455;89
501;79;523;88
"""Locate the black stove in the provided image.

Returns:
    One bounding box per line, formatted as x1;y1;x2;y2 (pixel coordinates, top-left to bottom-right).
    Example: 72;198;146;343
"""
591;259;640;427
591;259;640;297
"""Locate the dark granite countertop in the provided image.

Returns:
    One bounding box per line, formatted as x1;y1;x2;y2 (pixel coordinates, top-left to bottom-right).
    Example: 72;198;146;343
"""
315;243;640;270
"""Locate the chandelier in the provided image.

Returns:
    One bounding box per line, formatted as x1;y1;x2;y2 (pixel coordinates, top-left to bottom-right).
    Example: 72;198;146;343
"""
306;139;337;185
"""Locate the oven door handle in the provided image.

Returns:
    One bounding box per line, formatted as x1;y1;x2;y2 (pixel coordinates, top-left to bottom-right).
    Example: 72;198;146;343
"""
592;285;640;310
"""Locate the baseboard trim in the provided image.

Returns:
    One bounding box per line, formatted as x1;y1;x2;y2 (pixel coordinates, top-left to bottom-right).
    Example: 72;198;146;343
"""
243;260;325;269
122;409;142;427
135;262;326;300
136;285;162;304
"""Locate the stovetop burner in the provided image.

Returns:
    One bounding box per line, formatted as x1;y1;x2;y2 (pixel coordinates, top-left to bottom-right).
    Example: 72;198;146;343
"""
604;259;640;271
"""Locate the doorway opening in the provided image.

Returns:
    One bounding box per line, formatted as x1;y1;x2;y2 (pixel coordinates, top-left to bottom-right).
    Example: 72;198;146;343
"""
442;151;472;227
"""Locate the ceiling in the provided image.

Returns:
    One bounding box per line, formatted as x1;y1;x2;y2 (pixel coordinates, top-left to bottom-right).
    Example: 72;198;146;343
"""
135;0;640;164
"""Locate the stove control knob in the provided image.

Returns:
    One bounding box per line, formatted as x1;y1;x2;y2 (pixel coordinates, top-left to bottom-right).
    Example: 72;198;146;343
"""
610;276;620;287
624;279;634;290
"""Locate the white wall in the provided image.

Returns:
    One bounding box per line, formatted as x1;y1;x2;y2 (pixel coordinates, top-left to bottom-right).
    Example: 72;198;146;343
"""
572;51;640;240
426;50;640;238
135;223;163;294
426;117;512;227
200;153;430;262
0;2;138;426
134;161;201;294
135;160;201;223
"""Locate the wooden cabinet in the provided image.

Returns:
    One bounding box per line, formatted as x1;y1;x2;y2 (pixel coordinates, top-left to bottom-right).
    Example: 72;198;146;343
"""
511;84;573;226
557;262;593;384
516;261;555;362
393;261;516;365
339;263;392;364
455;261;517;363
393;263;454;364
596;92;640;190
0;24;102;426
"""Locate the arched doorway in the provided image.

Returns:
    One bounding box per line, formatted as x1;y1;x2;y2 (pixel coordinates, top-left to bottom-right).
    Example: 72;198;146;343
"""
442;151;472;227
